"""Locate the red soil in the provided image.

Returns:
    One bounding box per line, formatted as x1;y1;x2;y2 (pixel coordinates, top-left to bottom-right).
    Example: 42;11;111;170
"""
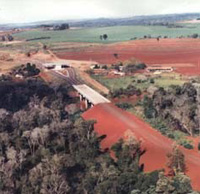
56;39;200;76
39;72;52;82
82;103;200;191
111;95;141;105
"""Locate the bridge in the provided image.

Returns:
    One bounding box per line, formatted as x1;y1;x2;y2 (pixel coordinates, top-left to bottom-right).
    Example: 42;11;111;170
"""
73;84;110;109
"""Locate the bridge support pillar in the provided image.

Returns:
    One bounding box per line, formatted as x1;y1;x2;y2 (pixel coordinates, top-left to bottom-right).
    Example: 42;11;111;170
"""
77;92;95;110
79;94;83;101
84;99;89;109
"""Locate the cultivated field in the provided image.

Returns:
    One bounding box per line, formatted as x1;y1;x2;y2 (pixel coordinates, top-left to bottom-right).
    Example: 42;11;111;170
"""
13;24;200;43
12;24;200;76
56;38;200;76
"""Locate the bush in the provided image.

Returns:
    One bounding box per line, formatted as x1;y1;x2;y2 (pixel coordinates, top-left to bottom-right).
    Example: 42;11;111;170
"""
150;78;155;84
181;142;193;150
198;142;200;151
102;65;108;69
135;63;147;70
111;85;141;98
192;33;199;39
116;102;133;110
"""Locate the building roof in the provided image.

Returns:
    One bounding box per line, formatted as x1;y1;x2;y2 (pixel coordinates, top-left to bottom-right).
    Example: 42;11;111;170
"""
73;84;110;105
43;61;70;67
147;66;173;70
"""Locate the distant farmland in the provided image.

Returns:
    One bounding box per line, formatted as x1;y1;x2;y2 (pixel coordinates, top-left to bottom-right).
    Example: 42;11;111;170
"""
13;24;200;43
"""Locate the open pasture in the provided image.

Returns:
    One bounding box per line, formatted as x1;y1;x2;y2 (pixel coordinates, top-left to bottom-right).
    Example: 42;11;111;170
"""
13;24;200;43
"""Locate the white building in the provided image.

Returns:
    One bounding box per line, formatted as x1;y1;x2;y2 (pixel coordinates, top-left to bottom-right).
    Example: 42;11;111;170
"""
43;62;71;70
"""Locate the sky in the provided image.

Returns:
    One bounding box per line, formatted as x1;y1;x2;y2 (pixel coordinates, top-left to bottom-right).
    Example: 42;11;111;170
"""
0;0;200;24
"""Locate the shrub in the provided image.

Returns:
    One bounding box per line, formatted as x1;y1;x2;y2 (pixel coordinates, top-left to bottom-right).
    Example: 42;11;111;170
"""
135;63;147;70
150;78;155;84
116;102;133;110
180;141;194;150
198;142;200;151
192;33;199;39
183;143;193;149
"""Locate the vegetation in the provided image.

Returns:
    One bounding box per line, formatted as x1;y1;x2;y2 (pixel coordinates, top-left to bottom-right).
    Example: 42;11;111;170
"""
198;142;200;151
167;145;186;175
0;72;195;193
110;85;141;98
13;63;40;77
13;24;200;43
123;58;147;74
116;102;134;110
150;84;199;136
100;34;108;40
53;23;70;31
1;34;14;42
92;74;185;94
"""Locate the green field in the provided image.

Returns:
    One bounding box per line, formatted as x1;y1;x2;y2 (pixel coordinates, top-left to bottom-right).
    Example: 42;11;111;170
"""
13;24;200;43
92;74;186;91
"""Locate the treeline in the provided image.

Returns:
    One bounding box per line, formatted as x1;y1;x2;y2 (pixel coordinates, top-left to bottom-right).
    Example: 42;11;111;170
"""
112;58;147;73
1;34;14;42
12;63;40;78
69;13;200;28
26;37;51;41
111;85;141;98
39;23;70;31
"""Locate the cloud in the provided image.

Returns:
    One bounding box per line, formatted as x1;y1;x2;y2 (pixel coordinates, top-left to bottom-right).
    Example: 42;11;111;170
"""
0;0;200;23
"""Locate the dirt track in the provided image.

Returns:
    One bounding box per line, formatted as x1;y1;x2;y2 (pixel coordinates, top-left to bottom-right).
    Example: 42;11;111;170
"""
56;38;200;76
83;103;200;191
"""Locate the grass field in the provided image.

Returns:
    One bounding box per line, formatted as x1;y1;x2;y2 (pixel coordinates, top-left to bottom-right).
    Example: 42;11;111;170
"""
92;74;186;91
13;24;200;43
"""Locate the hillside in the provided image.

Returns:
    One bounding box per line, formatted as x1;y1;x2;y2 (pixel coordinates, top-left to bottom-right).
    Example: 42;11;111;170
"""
147;83;200;136
2;13;200;30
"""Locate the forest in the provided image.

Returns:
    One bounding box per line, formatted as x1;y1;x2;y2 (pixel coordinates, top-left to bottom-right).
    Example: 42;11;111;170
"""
0;74;196;193
143;83;200;136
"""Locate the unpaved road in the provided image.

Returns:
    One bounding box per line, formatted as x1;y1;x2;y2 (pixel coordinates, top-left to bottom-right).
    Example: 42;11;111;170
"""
83;103;200;191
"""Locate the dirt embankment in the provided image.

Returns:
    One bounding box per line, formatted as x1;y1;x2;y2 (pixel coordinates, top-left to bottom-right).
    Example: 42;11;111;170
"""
83;103;200;191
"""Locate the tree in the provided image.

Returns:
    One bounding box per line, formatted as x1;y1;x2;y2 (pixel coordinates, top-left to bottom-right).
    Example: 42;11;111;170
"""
167;145;186;175
102;65;108;70
26;52;31;57
156;172;174;193
113;53;118;59
1;36;6;41
172;173;192;193
7;34;14;41
43;44;47;50
103;34;108;40
143;95;157;119
192;33;199;39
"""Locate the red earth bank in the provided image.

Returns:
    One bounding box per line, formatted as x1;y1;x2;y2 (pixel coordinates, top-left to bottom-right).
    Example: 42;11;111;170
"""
83;103;200;191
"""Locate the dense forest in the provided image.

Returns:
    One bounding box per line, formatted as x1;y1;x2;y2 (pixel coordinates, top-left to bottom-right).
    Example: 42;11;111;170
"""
143;83;200;136
0;75;196;193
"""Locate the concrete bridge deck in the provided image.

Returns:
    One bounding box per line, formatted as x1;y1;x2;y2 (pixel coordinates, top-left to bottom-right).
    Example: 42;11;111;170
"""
73;84;110;106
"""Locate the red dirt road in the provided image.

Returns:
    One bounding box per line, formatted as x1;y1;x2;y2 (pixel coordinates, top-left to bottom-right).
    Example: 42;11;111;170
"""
82;103;200;191
56;39;200;76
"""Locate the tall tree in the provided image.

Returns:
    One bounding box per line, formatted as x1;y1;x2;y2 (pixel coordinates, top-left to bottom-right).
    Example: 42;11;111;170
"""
103;34;108;40
167;145;186;175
